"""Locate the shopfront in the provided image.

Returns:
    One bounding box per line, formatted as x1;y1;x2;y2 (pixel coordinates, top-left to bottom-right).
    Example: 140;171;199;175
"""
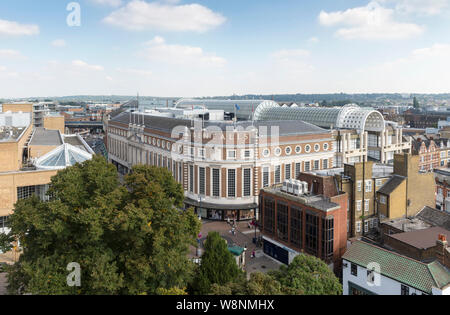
185;198;257;222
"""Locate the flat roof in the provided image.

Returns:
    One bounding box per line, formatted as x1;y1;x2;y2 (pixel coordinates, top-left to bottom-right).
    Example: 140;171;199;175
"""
0;126;26;142
29;128;62;146
261;186;340;212
382;217;432;232
388;227;449;250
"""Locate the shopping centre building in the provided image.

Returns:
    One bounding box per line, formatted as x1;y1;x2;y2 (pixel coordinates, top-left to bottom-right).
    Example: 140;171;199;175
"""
107;101;335;221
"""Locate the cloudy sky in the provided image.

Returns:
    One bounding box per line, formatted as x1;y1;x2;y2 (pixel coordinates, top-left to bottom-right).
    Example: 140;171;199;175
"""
1;0;450;98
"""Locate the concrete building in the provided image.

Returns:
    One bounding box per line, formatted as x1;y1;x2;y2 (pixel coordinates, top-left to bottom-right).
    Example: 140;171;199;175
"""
342;240;450;295
259;179;348;272
107;108;335;221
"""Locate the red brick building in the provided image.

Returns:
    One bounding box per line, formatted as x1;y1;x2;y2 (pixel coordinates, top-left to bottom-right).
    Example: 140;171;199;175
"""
411;136;450;172
259;177;348;272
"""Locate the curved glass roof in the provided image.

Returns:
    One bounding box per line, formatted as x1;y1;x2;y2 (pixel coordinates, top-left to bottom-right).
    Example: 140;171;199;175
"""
175;99;279;120
35;143;93;170
254;103;385;132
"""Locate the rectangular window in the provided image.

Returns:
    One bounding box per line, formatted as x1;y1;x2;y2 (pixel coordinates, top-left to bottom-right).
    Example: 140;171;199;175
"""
227;150;236;160
356;200;362;212
364;199;370;213
351;263;358;276
295;163;301;178
275;165;281;184
277;202;289;242
199;167;206;196
313;160;320;170
305;161;311;172
357;181;362;192
285;164;291;180
244;150;251;159
263;167;270;188
376;179;383;187
356;221;361;233
212;169;220;197
323;159;328;169
321;217;334;261
198;148;205;159
243;168;251;197
364;220;369;233
228;169;236;197
17;186;36;200
189;165;194;193
305;213;318;256
0;216;9;230
263;197;275;234
380;195;387;205
290;206;302;248
365;180;372;192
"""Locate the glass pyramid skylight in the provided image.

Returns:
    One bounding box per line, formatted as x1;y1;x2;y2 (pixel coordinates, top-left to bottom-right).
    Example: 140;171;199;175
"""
35;143;93;170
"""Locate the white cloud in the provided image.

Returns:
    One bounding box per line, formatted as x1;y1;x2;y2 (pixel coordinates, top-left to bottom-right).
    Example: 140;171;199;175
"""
140;36;226;67
319;1;424;40
90;0;123;7
116;67;153;76
103;0;226;32
0;19;39;36
354;43;450;92
308;37;319;44
271;49;314;74
380;0;449;15
0;49;22;58
51;39;67;48
72;60;104;71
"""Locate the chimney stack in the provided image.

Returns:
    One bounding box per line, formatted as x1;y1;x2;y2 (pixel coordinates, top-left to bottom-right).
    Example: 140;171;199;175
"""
436;234;449;268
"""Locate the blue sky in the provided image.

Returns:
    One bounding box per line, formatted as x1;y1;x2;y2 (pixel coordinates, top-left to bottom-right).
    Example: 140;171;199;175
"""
1;0;450;98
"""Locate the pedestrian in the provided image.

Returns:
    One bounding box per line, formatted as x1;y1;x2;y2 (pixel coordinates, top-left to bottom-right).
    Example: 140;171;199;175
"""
252;250;255;258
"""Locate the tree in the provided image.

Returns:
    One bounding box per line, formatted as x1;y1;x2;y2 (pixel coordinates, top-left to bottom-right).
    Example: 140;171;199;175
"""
1;156;200;295
269;255;342;295
190;232;242;295
210;272;283;295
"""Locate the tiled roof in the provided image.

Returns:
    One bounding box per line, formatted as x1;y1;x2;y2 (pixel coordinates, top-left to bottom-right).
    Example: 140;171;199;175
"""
343;241;450;294
416;207;450;230
377;175;405;195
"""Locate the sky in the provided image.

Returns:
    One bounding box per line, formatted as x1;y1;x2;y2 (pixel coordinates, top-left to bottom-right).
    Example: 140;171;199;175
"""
1;0;450;98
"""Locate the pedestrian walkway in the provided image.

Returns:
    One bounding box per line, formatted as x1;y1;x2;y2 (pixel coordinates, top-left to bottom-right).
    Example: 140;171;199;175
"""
0;273;7;295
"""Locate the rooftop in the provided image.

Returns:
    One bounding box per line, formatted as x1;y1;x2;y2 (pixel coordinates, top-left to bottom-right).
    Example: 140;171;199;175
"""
343;240;450;294
382;217;432;232
378;175;406;195
416;207;450;230
387;227;449;250
110;112;330;137
0;126;27;142
29;128;63;146
261;185;340;212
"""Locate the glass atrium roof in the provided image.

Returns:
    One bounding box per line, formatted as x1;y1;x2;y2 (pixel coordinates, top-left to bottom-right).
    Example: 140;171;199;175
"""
254;103;385;132
34;143;93;170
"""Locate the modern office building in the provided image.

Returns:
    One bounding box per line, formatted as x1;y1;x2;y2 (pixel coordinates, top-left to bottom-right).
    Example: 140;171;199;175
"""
258;178;348;272
107;108;335;221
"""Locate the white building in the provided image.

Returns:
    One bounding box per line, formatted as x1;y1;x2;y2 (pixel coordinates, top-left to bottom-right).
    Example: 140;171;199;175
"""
342;240;450;295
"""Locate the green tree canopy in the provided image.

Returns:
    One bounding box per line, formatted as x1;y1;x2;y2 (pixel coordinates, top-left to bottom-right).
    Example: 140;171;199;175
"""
1;156;200;295
210;272;283;295
269;255;342;295
190;232;242;295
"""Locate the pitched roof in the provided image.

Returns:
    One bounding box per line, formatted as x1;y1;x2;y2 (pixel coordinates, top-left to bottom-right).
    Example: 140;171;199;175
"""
416;207;450;231
377;175;406;195
343;240;450;294
110;112;330;137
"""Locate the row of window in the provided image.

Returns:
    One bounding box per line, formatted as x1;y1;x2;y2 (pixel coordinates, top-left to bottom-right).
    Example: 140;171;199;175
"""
261;143;329;158
262;160;330;188
189;167;252;198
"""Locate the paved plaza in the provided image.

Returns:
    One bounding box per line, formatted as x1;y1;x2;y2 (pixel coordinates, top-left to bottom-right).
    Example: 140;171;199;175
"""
189;219;282;275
